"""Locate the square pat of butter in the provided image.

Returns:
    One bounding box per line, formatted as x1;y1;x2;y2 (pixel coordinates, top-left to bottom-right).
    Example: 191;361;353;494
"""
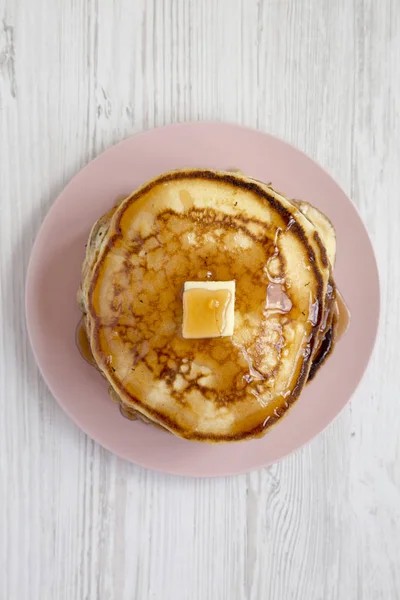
182;281;235;339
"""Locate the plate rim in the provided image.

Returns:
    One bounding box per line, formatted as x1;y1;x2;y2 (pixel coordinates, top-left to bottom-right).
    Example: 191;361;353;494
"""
25;120;381;477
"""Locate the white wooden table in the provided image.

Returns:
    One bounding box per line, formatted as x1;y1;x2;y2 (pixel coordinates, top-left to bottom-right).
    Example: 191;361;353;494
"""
1;1;399;598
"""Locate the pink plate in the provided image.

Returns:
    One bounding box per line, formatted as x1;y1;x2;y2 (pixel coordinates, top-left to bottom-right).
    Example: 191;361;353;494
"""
26;122;380;477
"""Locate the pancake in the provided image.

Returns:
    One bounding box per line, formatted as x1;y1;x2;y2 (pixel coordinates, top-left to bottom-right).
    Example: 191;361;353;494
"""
78;169;340;442
293;201;337;371
78;169;350;443
292;200;346;378
296;201;336;268
246;182;339;376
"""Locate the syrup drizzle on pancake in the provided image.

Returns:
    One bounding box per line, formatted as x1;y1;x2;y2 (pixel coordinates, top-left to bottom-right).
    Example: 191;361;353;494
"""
77;169;345;441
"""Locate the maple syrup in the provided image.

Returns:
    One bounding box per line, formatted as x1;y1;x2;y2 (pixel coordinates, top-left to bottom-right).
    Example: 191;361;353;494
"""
76;318;96;366
335;290;350;340
182;288;233;338
119;404;137;420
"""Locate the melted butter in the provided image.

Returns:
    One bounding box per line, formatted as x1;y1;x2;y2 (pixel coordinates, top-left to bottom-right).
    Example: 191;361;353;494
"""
183;288;232;339
76;318;96;366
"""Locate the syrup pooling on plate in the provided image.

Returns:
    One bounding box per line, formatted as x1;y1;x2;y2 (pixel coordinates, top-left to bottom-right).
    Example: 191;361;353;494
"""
119;404;137;420
76;318;96;366
335;290;351;339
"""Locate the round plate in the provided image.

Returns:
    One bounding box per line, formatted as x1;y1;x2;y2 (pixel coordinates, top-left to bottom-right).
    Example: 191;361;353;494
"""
26;122;380;477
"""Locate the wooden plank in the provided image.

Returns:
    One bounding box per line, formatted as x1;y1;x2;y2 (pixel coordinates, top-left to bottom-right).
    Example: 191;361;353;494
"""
0;0;399;598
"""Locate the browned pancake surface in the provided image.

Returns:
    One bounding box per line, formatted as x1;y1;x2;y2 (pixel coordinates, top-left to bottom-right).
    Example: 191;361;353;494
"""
80;170;332;441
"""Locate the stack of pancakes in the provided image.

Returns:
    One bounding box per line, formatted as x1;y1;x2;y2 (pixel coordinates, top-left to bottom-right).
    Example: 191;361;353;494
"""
77;169;346;442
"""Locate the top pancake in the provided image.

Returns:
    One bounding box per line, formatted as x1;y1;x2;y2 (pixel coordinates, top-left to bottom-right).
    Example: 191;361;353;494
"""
79;169;331;441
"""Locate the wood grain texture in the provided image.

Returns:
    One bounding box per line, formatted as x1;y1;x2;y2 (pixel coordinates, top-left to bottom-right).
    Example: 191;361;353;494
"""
0;0;399;598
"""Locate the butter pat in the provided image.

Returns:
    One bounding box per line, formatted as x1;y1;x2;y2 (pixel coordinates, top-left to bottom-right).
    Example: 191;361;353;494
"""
182;281;235;339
